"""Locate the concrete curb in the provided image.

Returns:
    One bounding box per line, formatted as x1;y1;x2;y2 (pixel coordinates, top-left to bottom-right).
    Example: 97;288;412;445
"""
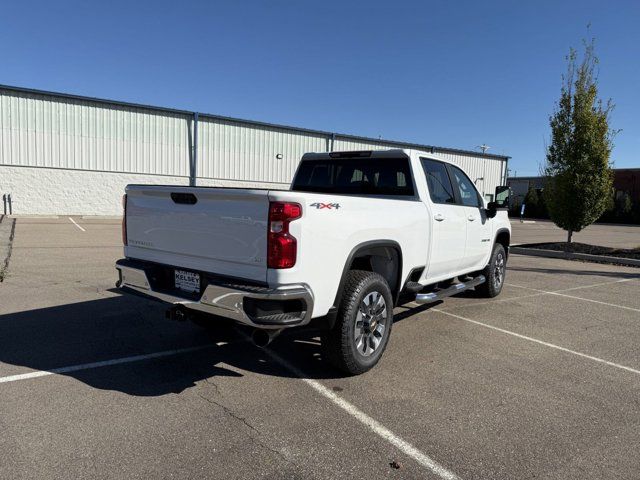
510;246;640;268
8;215;60;219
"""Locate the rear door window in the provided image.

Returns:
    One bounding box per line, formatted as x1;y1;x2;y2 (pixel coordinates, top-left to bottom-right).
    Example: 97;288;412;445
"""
420;158;456;204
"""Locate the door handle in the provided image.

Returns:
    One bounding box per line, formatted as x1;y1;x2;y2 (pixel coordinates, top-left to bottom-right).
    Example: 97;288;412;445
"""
468;215;475;221
434;213;445;222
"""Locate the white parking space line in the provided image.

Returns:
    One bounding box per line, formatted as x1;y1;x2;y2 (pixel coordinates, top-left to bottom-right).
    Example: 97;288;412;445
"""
436;278;639;312
435;292;548;311
559;278;638;292
68;217;86;232
258;340;461;480
0;345;213;384
432;308;640;376
506;282;640;313
547;291;640;313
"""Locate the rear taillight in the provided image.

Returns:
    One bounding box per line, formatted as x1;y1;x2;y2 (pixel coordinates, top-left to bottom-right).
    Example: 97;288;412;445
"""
122;194;128;246
267;202;301;269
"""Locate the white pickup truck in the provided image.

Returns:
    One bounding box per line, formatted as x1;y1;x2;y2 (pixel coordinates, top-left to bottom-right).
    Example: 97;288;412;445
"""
116;149;511;374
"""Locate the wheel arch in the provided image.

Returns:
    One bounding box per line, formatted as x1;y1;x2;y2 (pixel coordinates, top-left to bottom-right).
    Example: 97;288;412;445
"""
494;228;510;257
326;240;403;328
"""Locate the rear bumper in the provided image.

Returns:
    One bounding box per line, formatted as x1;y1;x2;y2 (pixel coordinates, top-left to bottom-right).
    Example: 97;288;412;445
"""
115;259;313;329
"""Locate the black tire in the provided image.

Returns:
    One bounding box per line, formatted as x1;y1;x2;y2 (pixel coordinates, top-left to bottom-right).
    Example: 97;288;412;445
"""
322;270;393;375
476;243;507;298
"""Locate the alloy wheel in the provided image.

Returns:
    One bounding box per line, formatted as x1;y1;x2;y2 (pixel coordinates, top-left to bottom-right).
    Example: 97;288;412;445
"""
354;291;388;357
494;251;505;289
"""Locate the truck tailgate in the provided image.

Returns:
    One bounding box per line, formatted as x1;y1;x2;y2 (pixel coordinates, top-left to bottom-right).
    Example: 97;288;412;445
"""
124;185;270;282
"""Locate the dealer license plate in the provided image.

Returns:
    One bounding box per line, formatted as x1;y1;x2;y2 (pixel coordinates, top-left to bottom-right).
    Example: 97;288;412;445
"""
174;269;200;293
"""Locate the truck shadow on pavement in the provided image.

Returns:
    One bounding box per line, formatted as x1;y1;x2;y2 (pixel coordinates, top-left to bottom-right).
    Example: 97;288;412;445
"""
0;292;391;396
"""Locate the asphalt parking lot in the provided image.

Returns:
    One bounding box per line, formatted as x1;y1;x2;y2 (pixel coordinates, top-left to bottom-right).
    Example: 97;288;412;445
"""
511;219;640;249
1;217;639;479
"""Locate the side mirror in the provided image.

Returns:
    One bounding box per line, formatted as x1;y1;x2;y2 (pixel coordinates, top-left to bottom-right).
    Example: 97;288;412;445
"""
494;185;510;209
486;202;497;218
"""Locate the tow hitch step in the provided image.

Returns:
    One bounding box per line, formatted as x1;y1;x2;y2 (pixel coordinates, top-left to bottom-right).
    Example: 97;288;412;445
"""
415;275;485;304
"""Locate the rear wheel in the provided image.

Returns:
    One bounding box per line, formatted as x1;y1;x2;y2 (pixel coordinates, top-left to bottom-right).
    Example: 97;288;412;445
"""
322;270;393;375
476;243;507;298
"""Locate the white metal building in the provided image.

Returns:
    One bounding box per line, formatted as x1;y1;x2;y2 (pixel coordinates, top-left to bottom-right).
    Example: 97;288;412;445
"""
0;85;509;215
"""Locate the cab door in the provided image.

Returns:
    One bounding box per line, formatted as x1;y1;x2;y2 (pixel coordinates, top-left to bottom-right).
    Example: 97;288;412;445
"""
446;164;493;271
420;158;468;279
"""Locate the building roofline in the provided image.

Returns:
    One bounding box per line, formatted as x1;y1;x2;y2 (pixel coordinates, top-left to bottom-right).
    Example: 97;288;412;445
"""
0;83;510;162
508;167;640;181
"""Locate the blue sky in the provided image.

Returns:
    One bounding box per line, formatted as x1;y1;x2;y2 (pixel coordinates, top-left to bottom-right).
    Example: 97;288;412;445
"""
1;0;638;175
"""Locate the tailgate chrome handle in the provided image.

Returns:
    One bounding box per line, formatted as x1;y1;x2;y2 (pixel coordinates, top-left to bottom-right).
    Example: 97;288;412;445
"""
171;192;198;205
468;215;475;221
434;213;445;222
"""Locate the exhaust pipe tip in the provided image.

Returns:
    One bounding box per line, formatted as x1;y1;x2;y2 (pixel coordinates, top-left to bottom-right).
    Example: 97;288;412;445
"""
252;329;282;348
252;329;271;348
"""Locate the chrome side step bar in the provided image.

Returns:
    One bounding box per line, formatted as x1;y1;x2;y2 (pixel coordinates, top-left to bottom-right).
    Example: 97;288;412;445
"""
415;275;486;304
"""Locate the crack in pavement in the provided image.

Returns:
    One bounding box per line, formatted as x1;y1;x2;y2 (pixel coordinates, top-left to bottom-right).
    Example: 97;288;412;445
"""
197;391;260;435
203;376;221;396
196;390;292;464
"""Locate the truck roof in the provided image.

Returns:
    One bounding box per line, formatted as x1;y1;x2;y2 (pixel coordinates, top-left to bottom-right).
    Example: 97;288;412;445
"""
300;148;450;164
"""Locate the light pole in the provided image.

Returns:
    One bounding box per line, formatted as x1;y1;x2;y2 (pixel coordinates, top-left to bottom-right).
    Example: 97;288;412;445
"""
476;145;491;198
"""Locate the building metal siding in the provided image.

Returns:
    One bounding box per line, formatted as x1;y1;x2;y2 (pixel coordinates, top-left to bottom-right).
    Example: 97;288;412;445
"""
0;90;191;177
333;137;400;152
197;117;327;184
433;151;505;198
1;85;509;213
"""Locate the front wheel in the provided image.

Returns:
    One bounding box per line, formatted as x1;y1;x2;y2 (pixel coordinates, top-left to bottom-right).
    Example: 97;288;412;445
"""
322;270;393;375
476;243;507;298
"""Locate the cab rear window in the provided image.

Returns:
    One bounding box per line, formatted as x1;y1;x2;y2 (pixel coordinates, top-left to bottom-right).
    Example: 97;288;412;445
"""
292;157;414;196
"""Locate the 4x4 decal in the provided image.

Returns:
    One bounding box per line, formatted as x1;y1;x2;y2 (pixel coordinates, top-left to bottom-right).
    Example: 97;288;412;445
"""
310;202;341;210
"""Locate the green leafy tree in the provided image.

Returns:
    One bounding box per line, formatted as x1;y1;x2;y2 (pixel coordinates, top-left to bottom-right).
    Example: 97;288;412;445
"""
544;38;615;242
620;193;633;216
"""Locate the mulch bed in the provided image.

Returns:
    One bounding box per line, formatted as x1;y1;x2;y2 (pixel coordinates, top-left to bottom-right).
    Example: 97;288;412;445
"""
521;242;640;260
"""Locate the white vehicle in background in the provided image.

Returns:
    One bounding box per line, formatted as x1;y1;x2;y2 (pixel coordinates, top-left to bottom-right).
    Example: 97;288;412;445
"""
116;149;511;374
